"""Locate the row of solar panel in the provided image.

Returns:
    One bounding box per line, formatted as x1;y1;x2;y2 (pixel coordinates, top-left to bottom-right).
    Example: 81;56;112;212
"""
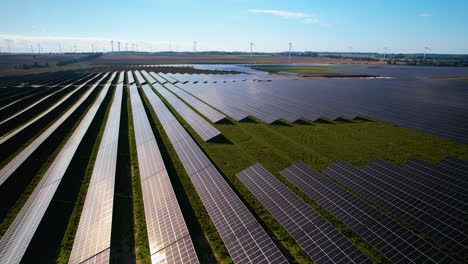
236;159;466;264
0;73;117;263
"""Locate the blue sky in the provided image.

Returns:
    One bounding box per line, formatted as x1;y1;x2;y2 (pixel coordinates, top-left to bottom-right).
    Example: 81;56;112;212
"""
1;0;467;54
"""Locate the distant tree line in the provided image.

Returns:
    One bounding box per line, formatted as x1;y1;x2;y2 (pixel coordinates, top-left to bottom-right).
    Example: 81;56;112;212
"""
14;62;50;69
56;53;103;66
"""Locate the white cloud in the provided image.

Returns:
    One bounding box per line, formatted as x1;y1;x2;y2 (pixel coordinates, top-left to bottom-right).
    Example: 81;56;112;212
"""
419;14;431;17
303;18;320;24
248;9;312;19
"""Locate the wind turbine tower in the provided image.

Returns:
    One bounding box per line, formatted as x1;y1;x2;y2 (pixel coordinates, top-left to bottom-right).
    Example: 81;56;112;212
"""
38;44;41;55
110;40;114;52
383;47;388;59
348;46;352;59
8;44;11;54
193;41;197;54
250;42;255;59
424;46;431;61
288;42;293;63
30;45;34;54
118;42;121;52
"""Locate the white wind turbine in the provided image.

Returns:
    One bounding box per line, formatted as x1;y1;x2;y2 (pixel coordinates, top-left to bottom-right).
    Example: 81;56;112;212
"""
250;42;255;59
288;42;293;63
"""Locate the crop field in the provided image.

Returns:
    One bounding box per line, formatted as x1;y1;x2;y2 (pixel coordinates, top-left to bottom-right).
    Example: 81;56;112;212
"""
0;65;467;264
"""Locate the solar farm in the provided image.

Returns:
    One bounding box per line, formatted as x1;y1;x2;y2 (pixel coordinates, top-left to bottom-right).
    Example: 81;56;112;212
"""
0;64;467;264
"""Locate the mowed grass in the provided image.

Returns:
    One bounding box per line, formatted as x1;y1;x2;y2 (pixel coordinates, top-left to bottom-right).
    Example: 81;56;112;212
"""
251;65;369;73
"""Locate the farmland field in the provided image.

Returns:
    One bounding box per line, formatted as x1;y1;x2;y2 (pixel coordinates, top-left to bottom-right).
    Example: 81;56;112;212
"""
0;63;467;264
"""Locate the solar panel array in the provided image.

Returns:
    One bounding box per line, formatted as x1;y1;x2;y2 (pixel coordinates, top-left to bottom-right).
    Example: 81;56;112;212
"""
139;84;288;263
0;72;117;264
0;84;73;126
141;73;221;141
160;81;226;123
174;75;468;143
0;73;102;144
68;79;123;263
129;83;199;264
440;156;468;174
0;73;107;186
281;162;455;264
322;160;468;260
237;163;373;264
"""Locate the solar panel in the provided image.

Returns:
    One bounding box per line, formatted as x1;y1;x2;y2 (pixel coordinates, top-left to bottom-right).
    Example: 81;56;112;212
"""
281;162;455;264
0;73;116;264
400;161;468;196
127;71;135;84
407;159;468;183
128;84;199;263
80;248;110;264
402;159;468;191
145;72;226;123
146;81;221;141
140;86;288;263
360;162;468;223
237;163;373;264
440;157;468;174
323;161;468;259
363;160;468;212
0;73;102;145
117;71;125;84
133;71;147;85
0;73;107;186
68;82;123;264
149;72;168;84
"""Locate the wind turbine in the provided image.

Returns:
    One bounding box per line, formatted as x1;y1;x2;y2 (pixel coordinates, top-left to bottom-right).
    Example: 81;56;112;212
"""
74;43;77;53
110;40;114;52
383;47;388;59
348;46;353;59
423;46;431;61
193;41;197;54
30;45;34;54
250;42;255;59
288;42;293;63
118;41;121;52
126;42;128;52
38;44;41;55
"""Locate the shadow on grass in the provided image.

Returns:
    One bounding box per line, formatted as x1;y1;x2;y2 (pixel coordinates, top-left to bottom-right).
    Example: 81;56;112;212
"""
293;118;314;125
239;116;258;123
207;134;233;145
270;119;292;127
